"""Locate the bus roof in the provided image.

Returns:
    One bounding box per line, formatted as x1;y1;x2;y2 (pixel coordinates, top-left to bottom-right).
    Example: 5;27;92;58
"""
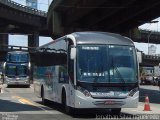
41;32;134;48
71;32;134;46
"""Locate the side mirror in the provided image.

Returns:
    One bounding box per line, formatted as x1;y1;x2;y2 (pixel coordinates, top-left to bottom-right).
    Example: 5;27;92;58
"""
70;48;76;60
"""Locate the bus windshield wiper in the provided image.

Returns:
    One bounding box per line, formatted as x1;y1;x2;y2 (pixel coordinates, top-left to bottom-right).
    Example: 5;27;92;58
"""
111;57;126;84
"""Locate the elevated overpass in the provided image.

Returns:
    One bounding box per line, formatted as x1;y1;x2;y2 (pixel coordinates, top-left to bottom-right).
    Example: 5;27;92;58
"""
0;0;53;48
0;0;50;36
0;0;160;50
133;29;160;44
1;0;160;42
140;54;160;67
48;0;160;37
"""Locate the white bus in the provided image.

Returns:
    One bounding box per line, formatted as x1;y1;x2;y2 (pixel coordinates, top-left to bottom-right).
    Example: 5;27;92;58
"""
3;51;31;87
34;32;139;114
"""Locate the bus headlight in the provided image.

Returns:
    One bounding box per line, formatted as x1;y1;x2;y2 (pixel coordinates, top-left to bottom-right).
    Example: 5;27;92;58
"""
128;87;139;97
77;86;91;97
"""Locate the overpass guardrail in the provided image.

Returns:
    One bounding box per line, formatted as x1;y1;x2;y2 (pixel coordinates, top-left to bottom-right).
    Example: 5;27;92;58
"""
0;0;47;17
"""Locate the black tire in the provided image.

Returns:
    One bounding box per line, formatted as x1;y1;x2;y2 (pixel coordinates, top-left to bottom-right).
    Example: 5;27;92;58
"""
111;108;121;115
62;90;73;114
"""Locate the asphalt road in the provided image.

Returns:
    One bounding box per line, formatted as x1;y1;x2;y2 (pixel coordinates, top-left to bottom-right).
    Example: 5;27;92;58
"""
0;86;120;120
0;84;159;120
139;85;160;104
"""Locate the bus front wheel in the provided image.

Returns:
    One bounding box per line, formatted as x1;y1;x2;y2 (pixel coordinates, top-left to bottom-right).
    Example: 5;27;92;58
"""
62;90;73;114
111;108;121;115
41;87;47;105
26;85;30;88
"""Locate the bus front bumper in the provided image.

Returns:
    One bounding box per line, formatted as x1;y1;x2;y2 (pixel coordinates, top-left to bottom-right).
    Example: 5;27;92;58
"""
74;91;139;109
5;78;30;85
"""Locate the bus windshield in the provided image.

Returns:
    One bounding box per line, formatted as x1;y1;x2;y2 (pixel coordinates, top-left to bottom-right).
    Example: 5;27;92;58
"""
7;53;29;62
6;64;28;77
77;45;137;83
6;65;16;77
17;65;28;77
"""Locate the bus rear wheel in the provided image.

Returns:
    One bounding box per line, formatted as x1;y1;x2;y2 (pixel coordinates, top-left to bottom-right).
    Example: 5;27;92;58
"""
41;87;47;105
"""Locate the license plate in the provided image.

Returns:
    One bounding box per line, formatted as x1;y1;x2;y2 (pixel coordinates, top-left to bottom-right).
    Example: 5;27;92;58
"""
104;100;114;105
15;82;19;84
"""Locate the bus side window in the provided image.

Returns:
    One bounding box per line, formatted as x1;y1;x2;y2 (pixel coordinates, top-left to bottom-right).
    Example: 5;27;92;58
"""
58;65;68;83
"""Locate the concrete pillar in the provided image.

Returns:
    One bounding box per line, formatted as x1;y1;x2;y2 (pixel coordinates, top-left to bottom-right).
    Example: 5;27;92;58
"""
0;34;8;50
28;32;39;48
28;32;39;82
0;34;8;61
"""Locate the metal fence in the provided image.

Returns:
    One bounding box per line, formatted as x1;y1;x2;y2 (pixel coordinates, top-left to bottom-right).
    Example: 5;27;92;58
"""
0;44;38;53
143;54;160;60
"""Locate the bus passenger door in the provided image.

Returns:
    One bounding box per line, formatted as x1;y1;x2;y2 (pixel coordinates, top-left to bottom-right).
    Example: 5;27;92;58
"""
67;43;75;107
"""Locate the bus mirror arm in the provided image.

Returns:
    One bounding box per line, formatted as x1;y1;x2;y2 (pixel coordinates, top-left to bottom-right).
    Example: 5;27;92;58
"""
70;48;76;59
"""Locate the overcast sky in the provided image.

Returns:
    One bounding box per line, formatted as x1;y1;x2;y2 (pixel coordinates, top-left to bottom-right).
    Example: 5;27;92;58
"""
9;0;160;55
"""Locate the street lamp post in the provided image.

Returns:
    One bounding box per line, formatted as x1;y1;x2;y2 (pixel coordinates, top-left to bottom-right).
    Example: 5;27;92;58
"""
148;31;153;55
147;20;159;55
48;0;49;6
